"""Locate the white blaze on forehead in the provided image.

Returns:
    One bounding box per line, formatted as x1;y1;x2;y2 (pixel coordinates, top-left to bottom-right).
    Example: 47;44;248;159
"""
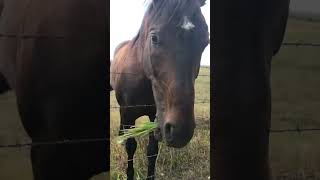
181;16;195;30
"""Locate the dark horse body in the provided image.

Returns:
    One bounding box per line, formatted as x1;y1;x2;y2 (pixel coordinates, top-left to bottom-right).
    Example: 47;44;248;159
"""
111;0;209;179
212;0;290;179
0;0;108;179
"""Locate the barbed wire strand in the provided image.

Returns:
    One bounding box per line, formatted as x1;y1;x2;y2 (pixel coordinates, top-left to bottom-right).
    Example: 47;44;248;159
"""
2;127;318;148
110;72;210;77
1;38;320;179
282;42;320;47
0;138;109;148
108;38;320;180
269;128;320;133
0;33;102;39
1;32;320;47
110;99;210;109
127;154;159;162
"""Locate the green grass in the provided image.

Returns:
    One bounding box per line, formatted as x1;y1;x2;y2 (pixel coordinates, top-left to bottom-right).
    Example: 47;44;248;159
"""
110;67;210;180
116;122;158;144
0;18;319;180
269;18;320;179
109;18;320;180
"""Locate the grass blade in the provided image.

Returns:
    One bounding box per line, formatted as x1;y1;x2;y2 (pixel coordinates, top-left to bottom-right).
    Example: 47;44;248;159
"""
116;122;158;144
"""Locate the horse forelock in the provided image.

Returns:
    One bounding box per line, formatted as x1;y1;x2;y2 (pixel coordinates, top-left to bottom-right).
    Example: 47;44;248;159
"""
132;0;203;47
148;0;198;26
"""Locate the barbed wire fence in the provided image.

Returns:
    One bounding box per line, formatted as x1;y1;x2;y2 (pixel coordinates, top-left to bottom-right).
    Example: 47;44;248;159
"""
0;35;319;178
109;67;210;179
109;52;318;179
289;15;320;23
269;42;320;134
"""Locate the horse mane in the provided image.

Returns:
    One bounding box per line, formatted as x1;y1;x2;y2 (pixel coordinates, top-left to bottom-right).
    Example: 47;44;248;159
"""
131;0;201;48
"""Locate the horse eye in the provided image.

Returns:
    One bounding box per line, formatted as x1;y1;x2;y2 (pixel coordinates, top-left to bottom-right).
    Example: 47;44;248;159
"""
151;34;159;45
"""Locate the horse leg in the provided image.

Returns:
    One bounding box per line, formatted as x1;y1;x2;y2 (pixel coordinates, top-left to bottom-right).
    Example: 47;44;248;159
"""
146;114;158;180
126;137;137;180
119;108;137;180
0;72;10;94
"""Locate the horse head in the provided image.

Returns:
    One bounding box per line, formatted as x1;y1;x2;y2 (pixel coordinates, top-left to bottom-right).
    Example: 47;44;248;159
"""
135;0;209;148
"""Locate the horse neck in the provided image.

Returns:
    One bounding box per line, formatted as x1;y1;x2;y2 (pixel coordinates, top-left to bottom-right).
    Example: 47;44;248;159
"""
129;39;145;71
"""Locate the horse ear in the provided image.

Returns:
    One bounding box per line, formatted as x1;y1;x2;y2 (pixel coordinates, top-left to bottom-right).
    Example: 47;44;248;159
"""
199;0;206;7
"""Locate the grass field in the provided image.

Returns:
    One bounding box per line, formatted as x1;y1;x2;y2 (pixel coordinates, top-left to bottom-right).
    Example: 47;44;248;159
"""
110;67;210;180
0;18;319;180
269;18;320;179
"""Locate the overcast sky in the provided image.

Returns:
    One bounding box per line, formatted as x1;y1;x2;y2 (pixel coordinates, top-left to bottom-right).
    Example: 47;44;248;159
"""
110;0;211;66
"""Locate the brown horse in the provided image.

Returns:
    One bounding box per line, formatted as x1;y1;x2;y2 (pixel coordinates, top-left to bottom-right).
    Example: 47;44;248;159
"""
212;0;290;179
0;0;108;179
110;0;209;179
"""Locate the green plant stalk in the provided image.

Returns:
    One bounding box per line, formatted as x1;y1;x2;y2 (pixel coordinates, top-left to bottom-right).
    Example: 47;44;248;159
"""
116;122;158;144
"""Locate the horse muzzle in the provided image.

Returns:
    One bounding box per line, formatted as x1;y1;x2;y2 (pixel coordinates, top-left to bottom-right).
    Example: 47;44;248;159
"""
154;119;195;148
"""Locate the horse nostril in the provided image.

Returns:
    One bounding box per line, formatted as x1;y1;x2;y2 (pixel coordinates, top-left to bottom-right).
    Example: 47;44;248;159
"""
164;123;174;142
